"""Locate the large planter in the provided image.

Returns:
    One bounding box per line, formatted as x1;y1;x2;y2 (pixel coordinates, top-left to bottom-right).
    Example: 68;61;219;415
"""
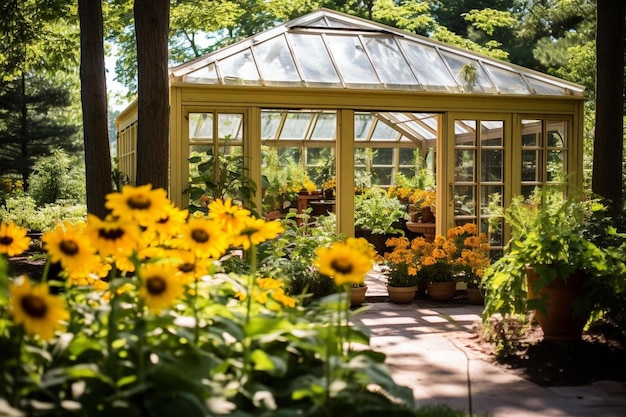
368;232;400;256
350;285;368;306
427;281;457;301
421;206;435;223
466;287;484;305
387;285;417;304
526;268;586;340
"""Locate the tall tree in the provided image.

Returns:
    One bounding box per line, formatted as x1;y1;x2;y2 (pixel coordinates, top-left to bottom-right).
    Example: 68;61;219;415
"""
134;0;170;190
592;0;625;215
79;0;112;217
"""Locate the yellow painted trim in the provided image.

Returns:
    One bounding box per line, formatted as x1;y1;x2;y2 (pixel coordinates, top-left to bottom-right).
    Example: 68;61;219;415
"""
170;87;183;205
247;107;262;213
337;109;355;237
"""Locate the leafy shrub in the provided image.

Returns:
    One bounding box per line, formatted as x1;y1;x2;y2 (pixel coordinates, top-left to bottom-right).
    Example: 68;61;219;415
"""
0;194;85;231
28;148;85;205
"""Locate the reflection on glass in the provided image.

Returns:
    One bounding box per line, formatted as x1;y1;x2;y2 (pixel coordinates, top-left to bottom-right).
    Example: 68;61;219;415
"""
481;149;502;181
355;113;374;140
480;121;503;146
279;113;312;139
440;51;494;92
326;35;379;84
455;120;476;146
454;185;475;216
547;121;566;147
218;50;259;82
218;114;243;140
363;37;416;85
261;112;282;139
189;113;213;139
399;40;457;90
521;150;538;181
255;36;300;82
455;149;475;182
289;34;340;83
484;64;530;94
547;150;565;182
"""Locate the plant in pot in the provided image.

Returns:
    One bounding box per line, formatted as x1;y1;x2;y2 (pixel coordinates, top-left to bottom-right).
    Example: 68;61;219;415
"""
452;224;490;305
354;188;407;255
382;240;419;303
481;188;609;340
409;235;459;302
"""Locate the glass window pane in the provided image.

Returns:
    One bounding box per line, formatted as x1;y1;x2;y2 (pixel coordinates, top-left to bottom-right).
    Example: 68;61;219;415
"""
527;77;566;95
547;150;565;182
455;149;475;182
325;35;379;84
218;49;260;83
307;147;333;165
481;121;503;146
189;113;213;140
279;113;312;140
261;111;282;139
372;148;393;164
454;185;475;216
289;34;340;83
187;63;219;83
400;40;457;90
522;150;539;181
277;147;301;163
484;64;530;94
255;35;300;82
547;121;566;147
371;167;392;185
399;148;416;165
363;36;416;85
355;113;374;140
218;114;242;141
455;120;476;146
481;149;502;181
481;185;502;216
521;120;541;146
310;113;336;140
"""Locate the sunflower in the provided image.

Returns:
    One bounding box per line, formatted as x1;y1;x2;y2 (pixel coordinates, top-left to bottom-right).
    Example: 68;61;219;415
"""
315;241;373;286
143;203;188;244
179;217;230;259
139;263;186;313
0;222;31;257
10;276;69;340
85;214;140;257
42;222;100;276
105;184;171;227
207;198;250;235
232;217;284;250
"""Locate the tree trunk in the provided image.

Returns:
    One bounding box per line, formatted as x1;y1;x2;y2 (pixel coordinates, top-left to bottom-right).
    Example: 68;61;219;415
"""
134;0;170;192
78;0;112;218
592;1;625;216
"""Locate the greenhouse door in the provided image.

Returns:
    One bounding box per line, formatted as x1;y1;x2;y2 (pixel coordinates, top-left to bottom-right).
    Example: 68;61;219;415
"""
446;114;511;255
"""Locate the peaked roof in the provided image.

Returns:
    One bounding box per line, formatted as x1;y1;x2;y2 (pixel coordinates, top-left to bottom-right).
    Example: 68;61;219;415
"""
170;8;584;96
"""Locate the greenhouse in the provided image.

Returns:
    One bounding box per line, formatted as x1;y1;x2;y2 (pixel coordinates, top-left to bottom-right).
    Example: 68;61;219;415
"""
115;8;585;252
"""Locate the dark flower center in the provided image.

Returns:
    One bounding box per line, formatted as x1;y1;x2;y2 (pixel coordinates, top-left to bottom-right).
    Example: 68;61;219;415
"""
146;277;166;295
331;258;353;274
157;215;170;224
179;263;195;273
0;236;14;245
99;228;125;241
127;195;151;210
191;229;209;243
20;295;48;318
60;240;79;256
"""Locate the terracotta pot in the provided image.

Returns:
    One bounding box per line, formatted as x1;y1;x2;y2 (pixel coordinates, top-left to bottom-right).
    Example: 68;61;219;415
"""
387;285;417;304
466;287;484;305
421;206;435;223
526;268;586;341
350;285;367;306
427;281;457;301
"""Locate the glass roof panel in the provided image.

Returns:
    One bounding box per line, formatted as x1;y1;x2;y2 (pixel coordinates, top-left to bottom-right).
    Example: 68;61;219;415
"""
484;64;530;94
398;40;458;91
355;113;374;141
171;9;584;96
255;35;300;82
371;120;400;141
218;49;260;84
288;33;341;83
440;51;494;93
261;111;282;139
325;35;380;84
362;37;417;85
310;113;336;140
279;113;312;140
187;63;219;83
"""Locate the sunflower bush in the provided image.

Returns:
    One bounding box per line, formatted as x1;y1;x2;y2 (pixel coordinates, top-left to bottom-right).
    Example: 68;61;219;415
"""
0;185;427;417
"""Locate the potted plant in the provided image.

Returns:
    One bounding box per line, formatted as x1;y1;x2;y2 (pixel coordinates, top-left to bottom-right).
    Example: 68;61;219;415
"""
482;188;608;340
453;224;491;305
354;188;407;255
